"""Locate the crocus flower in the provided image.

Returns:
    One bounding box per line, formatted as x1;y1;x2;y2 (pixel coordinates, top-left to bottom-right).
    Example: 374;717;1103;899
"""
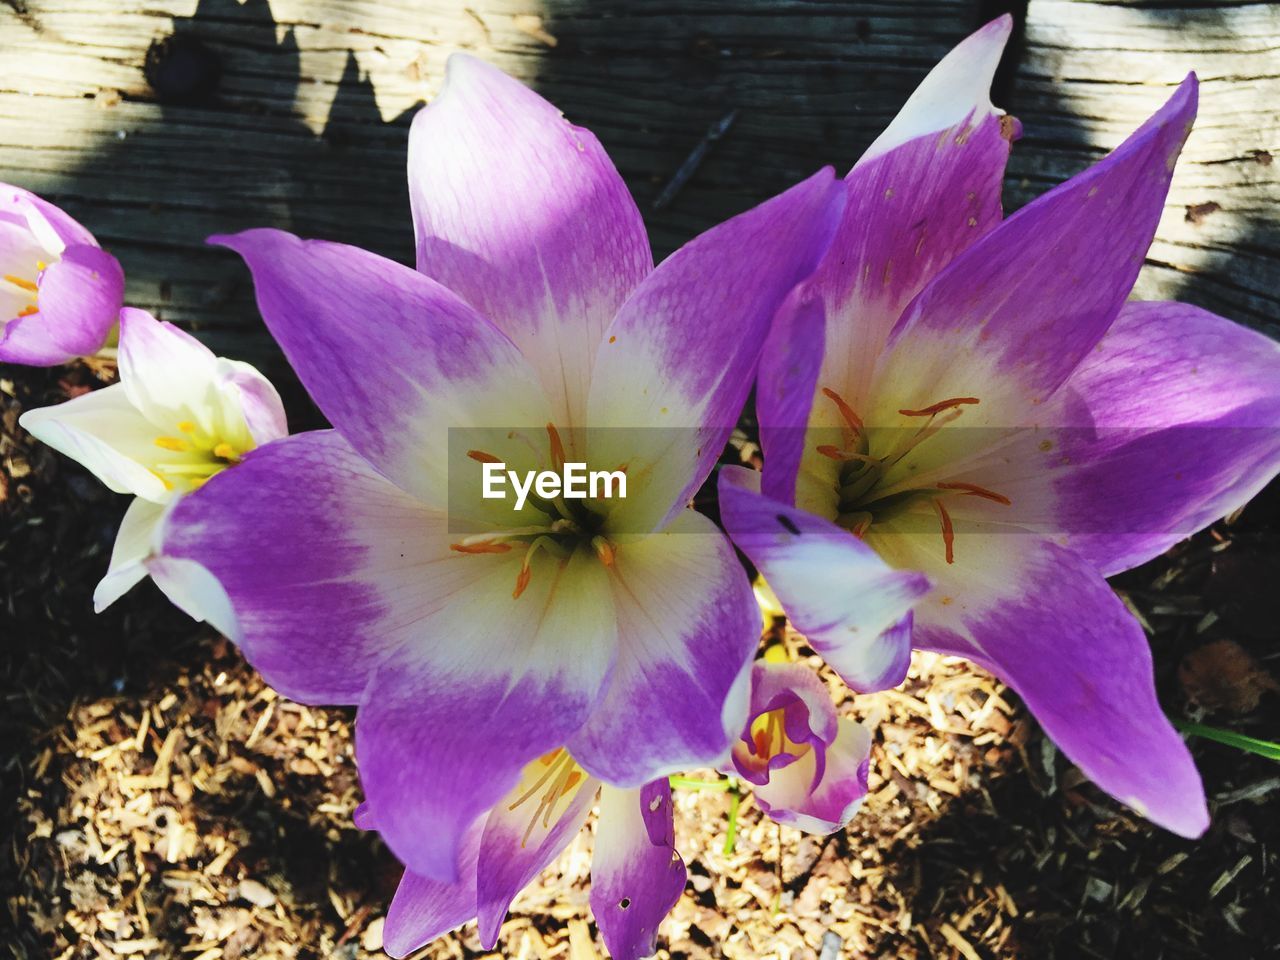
0;184;124;366
19;307;286;619
720;16;1280;838
727;656;871;834
369;759;684;958
158;54;845;888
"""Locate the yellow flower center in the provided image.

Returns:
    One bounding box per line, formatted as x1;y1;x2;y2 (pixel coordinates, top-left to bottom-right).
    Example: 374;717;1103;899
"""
149;419;249;493
506;747;589;848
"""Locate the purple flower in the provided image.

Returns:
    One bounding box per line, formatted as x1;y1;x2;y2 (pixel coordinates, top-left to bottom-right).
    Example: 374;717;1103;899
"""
368;755;685;958
727;657;871;834
0;184;124;365
19;308;287;619
159;54;845;888
720;16;1280;838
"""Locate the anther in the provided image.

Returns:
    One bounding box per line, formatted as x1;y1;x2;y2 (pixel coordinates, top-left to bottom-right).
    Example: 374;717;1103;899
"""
212;442;239;461
177;421;197;434
449;542;514;555
17;305;38;317
821;387;864;438
932;498;956;564
899;397;979;418
154;436;190;453
936;481;1011;505
467;449;502;464
591;536;616;567
4;274;38;293
546;422;566;472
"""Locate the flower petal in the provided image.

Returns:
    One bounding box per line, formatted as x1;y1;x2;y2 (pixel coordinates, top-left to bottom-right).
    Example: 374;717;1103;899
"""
408;54;651;430
569;509;758;785
209;229;554;509
588;168;846;533
146;554;239;636
161;430;436;703
718;466;929;691
875;520;1208;838
93;497;165;612
474;759;599;947
0;183;96;251
19;383;171;501
754;717;871;835
383;819;483;959
219;358;289;447
0;246;123;365
590;782;686;960
950;301;1280;576
759;19;1014;504
876;76;1199;425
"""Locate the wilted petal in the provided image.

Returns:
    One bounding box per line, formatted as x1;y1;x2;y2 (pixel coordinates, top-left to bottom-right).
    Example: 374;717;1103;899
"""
719;466;929;691
93;497;166;612
474;754;599;947
590;782;686;960
874;520;1208;838
408;54;651;431
588;168;845;533
874;76;1199;440
19;383;171;501
569;509;758;785
952;301;1280;576
210;229;553;510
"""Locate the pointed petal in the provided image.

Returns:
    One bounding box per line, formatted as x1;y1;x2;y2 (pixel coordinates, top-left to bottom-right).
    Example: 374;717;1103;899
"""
210;229;553;509
588;169;846;533
569;509;758;785
93;497;165;611
146;554;240;636
719;466;929;691
878;76;1199;422
0;246;123;365
383;819;483;958
408;54;651;429
19;383;171;501
590;782;686;960
878;523;1208;838
955;301;1280;576
760;19;1014;504
474;760;599;947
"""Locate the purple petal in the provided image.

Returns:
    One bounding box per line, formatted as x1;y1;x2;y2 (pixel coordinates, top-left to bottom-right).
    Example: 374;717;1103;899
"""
474;758;598;947
960;301;1280;576
209;229;552;508
729;660;837;789
718;466;929;691
754;718;871;835
880;76;1199;414
383;819;483;958
759;18;1013;503
569;509;759;785
587;168;846;533
590;782;686;960
0;245;123;365
908;533;1208;837
408;54;651;429
0;183;97;249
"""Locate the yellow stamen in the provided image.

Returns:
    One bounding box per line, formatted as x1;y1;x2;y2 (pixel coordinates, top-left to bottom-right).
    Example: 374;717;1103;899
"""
36;260;47;272
154;436;190;453
591;535;616;567
212;442;239;461
4;274;38;293
17;305;38;317
177;421;197;434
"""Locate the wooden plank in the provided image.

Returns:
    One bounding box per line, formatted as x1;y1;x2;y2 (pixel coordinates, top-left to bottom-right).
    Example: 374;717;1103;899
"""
0;0;989;360
1011;0;1280;332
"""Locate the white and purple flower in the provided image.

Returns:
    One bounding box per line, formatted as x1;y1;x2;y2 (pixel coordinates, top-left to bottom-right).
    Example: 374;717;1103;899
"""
19;307;286;619
719;16;1280;839
0;184;124;366
156;52;845;937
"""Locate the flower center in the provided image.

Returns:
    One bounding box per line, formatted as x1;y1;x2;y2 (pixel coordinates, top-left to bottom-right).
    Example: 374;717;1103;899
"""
4;261;45;317
506;747;588;848
451;422;618;598
149;420;248;494
815;387;1011;564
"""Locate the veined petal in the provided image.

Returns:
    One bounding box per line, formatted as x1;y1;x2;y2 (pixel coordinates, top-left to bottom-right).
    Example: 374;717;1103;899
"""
873;521;1208;838
474;755;599;947
951;301;1280;576
93;497;166;612
754;717;871;835
383;819;483;959
161;430;430;702
590;782;686;960
0;246;123;365
569;509;758;785
18;383;172;501
408;54;651;431
719;466;930;691
874;76;1199;439
210;229;554;510
588;168;846;534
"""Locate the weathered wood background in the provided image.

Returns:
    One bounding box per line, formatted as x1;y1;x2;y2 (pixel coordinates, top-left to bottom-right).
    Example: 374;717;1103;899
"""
2;0;1277;374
